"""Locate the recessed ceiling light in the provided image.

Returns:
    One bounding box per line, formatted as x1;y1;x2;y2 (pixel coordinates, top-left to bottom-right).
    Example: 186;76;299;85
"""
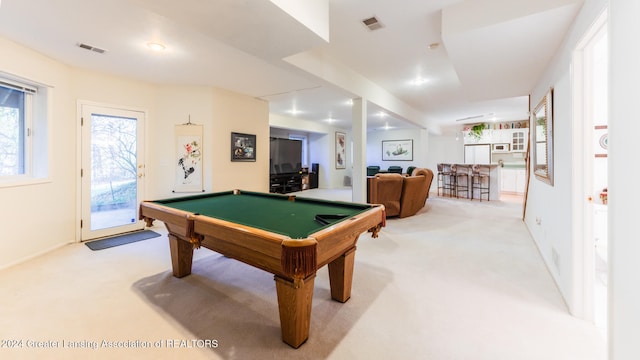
411;77;429;86
147;42;166;51
287;108;302;116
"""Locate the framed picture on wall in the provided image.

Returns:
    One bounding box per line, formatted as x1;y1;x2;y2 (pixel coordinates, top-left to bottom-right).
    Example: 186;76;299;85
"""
335;132;346;169
382;139;413;161
231;132;256;162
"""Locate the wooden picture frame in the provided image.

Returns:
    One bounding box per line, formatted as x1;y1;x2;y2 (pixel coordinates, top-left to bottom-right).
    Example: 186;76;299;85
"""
231;132;256;162
531;88;554;185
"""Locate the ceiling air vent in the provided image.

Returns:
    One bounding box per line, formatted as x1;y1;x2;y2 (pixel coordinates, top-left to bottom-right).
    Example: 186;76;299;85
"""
456;114;484;122
77;42;107;54
362;16;383;31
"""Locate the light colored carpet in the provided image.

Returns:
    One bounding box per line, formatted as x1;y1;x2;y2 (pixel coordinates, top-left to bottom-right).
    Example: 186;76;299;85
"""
0;190;606;359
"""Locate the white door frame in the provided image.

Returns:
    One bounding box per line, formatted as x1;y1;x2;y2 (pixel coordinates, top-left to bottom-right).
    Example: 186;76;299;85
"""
570;9;608;321
76;100;147;241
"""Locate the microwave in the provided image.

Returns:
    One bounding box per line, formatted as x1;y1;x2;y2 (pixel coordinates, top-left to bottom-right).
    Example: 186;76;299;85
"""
492;143;510;152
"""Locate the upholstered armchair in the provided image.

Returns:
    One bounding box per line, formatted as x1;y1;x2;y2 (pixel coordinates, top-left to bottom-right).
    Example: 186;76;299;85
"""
367;173;404;217
399;168;434;218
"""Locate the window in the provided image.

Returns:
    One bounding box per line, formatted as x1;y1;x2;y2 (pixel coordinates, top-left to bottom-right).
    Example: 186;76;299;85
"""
0;74;48;184
0;83;29;175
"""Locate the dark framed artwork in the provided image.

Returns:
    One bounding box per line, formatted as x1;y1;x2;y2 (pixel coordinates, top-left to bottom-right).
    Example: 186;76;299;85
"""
231;132;256;162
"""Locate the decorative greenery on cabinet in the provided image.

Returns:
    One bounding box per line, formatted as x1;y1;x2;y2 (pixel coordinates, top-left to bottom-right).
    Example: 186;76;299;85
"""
468;124;486;141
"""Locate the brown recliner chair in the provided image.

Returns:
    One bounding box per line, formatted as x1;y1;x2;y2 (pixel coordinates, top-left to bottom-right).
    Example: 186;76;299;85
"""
368;173;404;217
399;168;434;218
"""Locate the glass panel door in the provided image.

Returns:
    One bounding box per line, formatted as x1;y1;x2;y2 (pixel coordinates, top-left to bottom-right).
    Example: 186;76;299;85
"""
81;104;145;240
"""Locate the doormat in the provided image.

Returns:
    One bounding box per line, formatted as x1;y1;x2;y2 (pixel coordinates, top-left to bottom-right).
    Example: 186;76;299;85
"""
85;230;161;251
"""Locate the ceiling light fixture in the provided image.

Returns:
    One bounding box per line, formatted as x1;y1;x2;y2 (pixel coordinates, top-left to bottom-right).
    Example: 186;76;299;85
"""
411;77;429;86
287;108;301;116
146;42;166;51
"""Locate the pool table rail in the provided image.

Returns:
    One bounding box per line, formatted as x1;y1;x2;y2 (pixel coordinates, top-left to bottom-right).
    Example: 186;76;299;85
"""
194;214;302;279
138;201;195;239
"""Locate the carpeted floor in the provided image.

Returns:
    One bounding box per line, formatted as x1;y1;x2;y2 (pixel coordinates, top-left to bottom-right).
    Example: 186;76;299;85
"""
0;189;606;360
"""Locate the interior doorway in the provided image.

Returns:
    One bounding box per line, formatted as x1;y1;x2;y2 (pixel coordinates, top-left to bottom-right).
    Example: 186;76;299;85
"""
573;10;608;338
80;103;146;241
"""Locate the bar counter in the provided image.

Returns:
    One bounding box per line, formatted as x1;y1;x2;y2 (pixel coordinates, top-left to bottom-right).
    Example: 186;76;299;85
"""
439;163;501;201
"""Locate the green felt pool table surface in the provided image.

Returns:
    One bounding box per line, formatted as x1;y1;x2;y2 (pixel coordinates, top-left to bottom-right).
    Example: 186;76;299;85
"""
150;190;373;239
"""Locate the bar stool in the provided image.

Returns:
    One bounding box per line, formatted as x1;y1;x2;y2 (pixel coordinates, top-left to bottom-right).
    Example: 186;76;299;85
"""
453;164;470;199
471;164;490;201
437;163;455;197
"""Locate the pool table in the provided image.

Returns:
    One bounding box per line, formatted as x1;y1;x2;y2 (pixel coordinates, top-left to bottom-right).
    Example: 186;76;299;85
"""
139;190;385;348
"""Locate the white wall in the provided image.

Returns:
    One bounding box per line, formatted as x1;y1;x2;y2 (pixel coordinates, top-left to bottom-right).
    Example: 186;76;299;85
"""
427;125;465;171
609;1;640;358
0;36;270;269
525;0;608;315
366;128;429;173
0;37;75;268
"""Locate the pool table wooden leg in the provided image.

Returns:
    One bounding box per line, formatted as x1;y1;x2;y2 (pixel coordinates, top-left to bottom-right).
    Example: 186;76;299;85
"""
328;246;356;303
168;234;193;278
274;274;316;348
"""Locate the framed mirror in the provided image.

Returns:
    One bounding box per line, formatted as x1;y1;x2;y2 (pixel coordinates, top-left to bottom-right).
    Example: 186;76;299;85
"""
531;88;554;185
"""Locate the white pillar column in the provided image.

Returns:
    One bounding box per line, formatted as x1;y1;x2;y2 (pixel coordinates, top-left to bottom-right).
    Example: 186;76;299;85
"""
351;98;367;203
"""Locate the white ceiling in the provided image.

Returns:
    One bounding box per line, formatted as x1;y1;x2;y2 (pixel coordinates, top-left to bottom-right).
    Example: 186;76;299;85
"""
0;0;583;133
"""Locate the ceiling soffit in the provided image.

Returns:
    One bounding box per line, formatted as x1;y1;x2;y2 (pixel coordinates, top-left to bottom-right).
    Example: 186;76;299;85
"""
133;0;328;61
441;0;584;101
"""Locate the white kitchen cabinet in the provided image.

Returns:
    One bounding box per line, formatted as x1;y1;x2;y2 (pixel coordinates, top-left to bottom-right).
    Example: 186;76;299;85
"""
511;129;528;152
464;144;491;164
462;128;529;150
500;167;526;194
493;129;511;143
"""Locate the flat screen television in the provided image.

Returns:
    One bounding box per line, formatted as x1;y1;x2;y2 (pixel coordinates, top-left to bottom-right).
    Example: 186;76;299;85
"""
270;137;302;175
